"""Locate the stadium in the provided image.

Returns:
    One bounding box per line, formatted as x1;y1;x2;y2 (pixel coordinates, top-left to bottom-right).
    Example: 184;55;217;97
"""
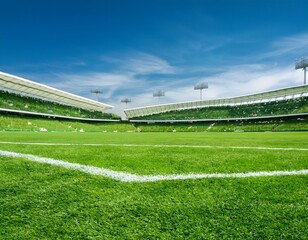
1;71;308;239
1;71;308;133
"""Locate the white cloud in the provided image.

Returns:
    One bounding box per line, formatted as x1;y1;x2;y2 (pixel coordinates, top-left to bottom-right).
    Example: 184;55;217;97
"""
124;52;176;74
259;32;308;59
44;72;138;100
37;53;176;111
193;64;303;99
102;52;176;75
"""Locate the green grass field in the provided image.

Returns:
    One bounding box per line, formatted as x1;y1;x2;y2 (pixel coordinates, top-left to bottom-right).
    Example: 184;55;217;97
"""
1;132;307;239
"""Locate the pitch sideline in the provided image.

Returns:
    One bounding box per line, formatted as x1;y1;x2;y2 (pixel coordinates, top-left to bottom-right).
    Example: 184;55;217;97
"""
1;149;307;183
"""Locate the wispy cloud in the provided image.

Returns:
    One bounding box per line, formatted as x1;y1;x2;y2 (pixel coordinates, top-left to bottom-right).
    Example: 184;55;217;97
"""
259;32;308;60
102;52;176;74
48;72;136;99
203;65;303;98
122;52;176;74
41;53;176;104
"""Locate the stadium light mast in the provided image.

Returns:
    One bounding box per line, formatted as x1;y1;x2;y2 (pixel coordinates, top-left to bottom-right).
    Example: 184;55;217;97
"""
153;90;165;104
295;58;308;85
121;97;132;107
194;82;208;100
91;88;102;101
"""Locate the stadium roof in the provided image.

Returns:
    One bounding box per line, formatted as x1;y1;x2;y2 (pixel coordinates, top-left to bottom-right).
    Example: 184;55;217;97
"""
125;85;308;118
0;71;113;111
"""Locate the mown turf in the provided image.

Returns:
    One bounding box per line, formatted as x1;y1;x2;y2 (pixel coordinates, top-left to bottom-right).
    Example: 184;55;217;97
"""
0;144;307;175
1;156;307;239
0;132;307;175
0;132;308;239
0;131;308;148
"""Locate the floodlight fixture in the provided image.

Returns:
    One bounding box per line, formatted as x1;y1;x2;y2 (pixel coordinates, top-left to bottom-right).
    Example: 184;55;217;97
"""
153;90;165;104
295;58;308;85
121;97;132;107
194;82;208;100
91;88;102;101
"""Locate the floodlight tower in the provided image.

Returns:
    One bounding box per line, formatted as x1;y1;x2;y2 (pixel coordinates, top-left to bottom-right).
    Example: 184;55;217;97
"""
295;58;308;85
194;82;208;100
153;90;165;104
121;98;132;107
91;88;102;101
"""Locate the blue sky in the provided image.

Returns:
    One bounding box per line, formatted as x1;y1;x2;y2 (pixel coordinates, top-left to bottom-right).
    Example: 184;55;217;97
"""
1;0;308;117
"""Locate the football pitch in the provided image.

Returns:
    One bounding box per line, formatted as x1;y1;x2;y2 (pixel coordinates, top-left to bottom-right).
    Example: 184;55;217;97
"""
1;132;307;239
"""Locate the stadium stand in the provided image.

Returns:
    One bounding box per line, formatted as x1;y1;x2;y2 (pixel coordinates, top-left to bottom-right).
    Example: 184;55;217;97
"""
130;97;308;120
126;85;308;132
133;116;308;132
125;85;308;120
0;90;119;120
0;72;120;120
125;85;308;121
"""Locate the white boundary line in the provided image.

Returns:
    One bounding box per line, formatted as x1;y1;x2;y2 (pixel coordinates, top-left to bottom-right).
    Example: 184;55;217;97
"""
1;149;308;183
0;141;307;151
0;150;138;182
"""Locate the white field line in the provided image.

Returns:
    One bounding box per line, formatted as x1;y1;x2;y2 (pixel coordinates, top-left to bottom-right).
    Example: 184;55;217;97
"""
0;150;139;182
0;141;307;151
1;149;308;183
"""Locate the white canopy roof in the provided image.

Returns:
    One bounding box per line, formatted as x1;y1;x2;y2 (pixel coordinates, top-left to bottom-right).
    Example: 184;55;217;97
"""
0;72;113;111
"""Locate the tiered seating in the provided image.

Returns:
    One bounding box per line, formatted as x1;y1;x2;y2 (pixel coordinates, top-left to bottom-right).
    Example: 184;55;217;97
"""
0;90;120;120
131;97;308;120
133;117;308;132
